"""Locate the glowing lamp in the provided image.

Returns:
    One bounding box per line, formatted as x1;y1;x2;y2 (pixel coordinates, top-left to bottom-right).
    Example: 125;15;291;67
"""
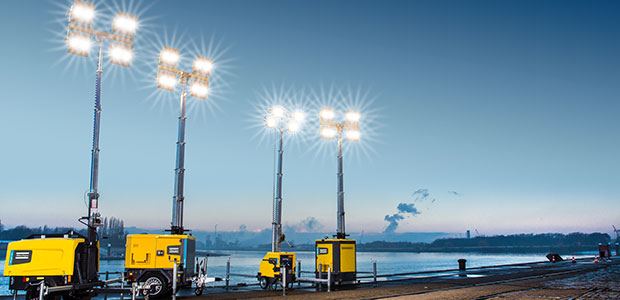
70;1;95;24
160;48;180;67
67;34;92;56
112;13;138;35
193;56;213;75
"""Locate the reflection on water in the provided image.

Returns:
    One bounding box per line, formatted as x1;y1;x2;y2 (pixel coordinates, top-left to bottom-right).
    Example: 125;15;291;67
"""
1;250;550;296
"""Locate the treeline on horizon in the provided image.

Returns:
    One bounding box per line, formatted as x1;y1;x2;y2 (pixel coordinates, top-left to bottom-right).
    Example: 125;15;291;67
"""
1;222;614;254
0;217;126;247
211;232;614;253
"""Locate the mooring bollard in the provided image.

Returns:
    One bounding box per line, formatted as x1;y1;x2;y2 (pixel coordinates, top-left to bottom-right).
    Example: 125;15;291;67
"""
327;266;331;293
225;257;231;291
172;260;178;300
458;258;467;277
372;259;378;286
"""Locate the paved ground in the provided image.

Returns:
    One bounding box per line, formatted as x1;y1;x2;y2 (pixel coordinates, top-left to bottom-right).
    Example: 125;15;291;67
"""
186;258;619;300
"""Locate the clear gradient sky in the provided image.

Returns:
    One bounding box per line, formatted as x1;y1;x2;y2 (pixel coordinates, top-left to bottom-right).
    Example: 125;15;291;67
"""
0;0;618;235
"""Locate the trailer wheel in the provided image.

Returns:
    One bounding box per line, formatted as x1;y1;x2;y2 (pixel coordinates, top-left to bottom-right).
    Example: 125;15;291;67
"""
141;273;168;298
258;276;270;289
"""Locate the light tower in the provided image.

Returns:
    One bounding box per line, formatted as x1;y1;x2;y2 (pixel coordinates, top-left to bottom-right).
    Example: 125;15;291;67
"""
3;1;139;298
315;107;361;286
257;105;305;290
157;47;211;234
66;0;138;284
123;48;213;297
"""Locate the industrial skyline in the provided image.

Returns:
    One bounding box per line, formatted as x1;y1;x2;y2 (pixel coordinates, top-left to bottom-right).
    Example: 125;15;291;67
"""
0;0;619;235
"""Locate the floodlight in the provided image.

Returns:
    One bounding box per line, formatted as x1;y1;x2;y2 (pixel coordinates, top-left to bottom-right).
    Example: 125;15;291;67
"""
160;48;180;67
271;106;285;119
190;82;209;99
288;121;300;133
67;34;92;56
157;72;177;91
345;129;361;141
292;110;306;122
345;111;361;123
109;44;133;66
321;127;337;139
70;1;95;24
193;56;213;75
266;116;278;128
320;108;335;120
112;13;138;35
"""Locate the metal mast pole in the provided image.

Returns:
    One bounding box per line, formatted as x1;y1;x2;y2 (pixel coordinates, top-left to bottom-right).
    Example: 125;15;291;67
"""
171;77;188;234
87;41;104;234
272;129;284;252
336;128;346;239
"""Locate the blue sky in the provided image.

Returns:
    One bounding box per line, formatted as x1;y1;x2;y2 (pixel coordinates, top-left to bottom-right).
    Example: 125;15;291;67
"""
0;0;618;235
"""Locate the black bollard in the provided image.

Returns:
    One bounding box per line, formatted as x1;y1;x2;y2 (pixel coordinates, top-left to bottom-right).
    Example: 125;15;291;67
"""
458;259;467;271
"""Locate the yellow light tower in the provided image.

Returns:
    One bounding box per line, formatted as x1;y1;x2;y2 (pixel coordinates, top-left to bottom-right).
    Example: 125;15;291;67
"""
315;108;361;285
124;47;212;297
3;1;138;299
257;105;305;290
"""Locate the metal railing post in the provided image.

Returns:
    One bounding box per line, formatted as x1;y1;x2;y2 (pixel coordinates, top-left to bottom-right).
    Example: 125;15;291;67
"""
104;271;109;300
297;260;301;287
172;260;178;300
12;290;17;300
38;281;46;300
317;263;323;291
131;282;136;300
225;257;231;291
327;267;331;293
120;272;125;300
282;265;286;296
373;259;378;287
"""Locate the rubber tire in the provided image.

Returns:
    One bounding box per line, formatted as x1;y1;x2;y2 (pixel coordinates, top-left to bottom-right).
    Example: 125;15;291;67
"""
140;273;169;298
194;287;204;296
259;276;269;289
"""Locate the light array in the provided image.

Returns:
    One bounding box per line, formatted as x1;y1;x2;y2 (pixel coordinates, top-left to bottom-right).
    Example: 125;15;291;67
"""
156;47;213;100
265;105;306;133
65;0;138;66
319;108;361;141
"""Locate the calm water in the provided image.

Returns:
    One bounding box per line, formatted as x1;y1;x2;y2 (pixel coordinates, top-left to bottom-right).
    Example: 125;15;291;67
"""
0;250;556;296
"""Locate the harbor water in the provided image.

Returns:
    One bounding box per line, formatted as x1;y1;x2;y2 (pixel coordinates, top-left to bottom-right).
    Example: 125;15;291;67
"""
0;250;564;296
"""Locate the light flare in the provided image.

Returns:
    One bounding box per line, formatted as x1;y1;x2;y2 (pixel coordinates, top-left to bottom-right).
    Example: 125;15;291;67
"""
345;111;361;123
193;56;213;75
67;34;92;56
345;129;361;141
157;72;177;91
320;108;335;120
159;47;180;66
321;127;337;139
109;44;133;66
190;82;209;99
112;13;138;35
70;1;95;24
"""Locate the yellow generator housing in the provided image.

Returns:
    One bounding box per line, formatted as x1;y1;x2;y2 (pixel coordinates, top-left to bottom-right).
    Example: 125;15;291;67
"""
315;238;356;284
125;234;196;296
3;232;100;296
257;251;296;289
